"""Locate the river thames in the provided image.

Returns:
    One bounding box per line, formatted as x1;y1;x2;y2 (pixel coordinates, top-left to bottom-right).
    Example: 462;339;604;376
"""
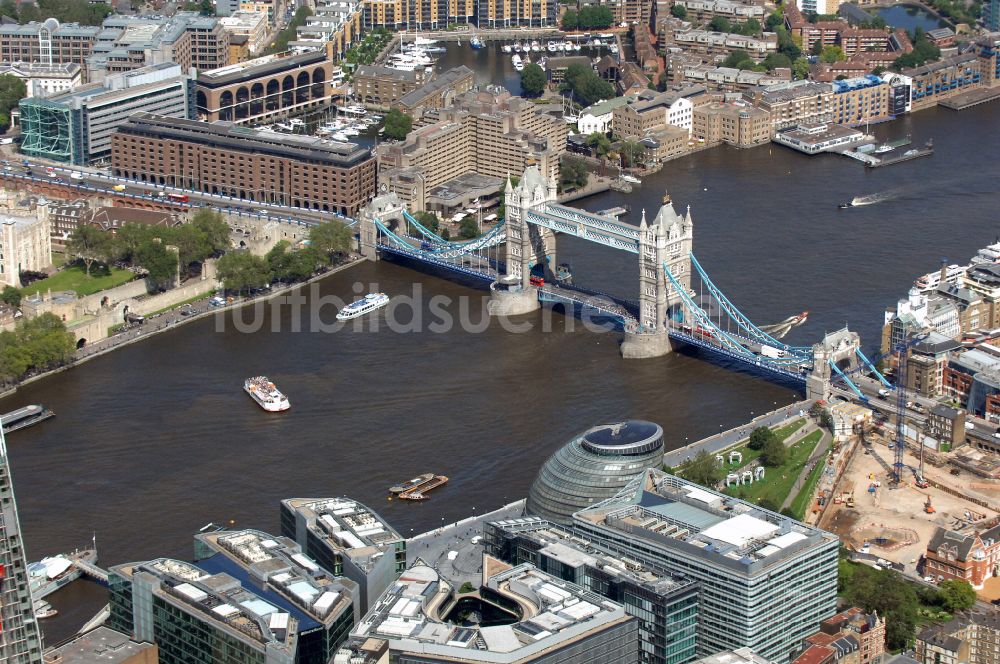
10;48;1000;642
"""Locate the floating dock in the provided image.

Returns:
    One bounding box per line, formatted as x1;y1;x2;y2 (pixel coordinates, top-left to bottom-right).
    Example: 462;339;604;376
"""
865;141;933;168
398;475;449;500
596;206;629;218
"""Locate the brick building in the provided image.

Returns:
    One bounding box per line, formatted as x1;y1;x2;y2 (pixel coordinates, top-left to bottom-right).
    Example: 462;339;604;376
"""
0;20;100;70
924;525;1000;588
353;64;427;107
917;612;1000;664
194;49;334;125
112;113;377;216
692;101;772;146
395;65;475;114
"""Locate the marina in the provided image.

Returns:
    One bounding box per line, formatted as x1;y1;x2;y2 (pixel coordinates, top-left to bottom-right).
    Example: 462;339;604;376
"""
1;404;54;434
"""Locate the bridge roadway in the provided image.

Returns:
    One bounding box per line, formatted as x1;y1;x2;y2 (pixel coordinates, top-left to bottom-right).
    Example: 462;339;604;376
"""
0;156;351;228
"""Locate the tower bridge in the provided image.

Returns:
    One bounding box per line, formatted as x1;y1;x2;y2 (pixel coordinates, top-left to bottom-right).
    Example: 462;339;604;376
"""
357;166;864;399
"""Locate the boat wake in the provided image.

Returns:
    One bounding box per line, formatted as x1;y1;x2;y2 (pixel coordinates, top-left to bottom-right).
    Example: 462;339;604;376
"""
759;312;809;339
850;190;898;206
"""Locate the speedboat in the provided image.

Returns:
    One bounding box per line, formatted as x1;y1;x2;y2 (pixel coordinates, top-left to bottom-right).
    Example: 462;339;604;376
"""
838;202;853;209
470;35;484;49
547;41;557;52
502;44;512;53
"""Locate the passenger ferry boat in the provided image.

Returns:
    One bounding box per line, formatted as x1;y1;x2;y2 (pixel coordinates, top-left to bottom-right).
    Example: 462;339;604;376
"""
244;376;290;412
1;404;54;434
337;293;390;321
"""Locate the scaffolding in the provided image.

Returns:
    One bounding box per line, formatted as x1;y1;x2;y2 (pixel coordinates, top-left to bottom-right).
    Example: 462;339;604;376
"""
19;99;75;163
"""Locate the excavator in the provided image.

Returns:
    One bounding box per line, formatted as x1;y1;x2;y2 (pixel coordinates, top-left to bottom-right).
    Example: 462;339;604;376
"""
924;496;936;514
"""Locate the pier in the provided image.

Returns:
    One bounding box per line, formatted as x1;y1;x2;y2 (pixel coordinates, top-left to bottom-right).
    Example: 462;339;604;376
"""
939;87;1000;110
72;558;109;585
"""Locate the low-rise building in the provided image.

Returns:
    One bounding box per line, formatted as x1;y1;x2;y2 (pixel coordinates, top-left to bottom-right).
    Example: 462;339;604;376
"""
20;63;191;166
673;0;765;22
395;65;475;114
904;54;983;112
924;525;1000;588
744;80;834;129
773;122;865;154
692;101;772;147
280;497;405;615
828;75;890;126
353;64;427;107
612;87;703;139
817;607;886;664
484;516;699;664
112;113;377;216
0;61;81;98
336;558;639;663
578;96;630;135
927;404;967;449
916;612;1000;664
1;210;52;287
41;627;158;664
668;27;778;60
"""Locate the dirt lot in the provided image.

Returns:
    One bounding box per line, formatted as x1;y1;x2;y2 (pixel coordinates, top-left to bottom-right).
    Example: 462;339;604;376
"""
821;438;999;578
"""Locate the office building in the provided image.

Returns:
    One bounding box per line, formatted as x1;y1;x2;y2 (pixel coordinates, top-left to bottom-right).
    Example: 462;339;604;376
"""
194;49;333;125
573;469;839;662
192;529;358;661
924;525;1000;588
352;64;428;107
485;516;698;664
20;63;192;166
41;627;157;664
280;497;405;615
1;211;52;287
526;420;666;525
0;62;81;98
0;428;44;663
362;0;476;30
0;19;100;70
612;88;701;138
112;114;376;216
378;88;567;213
89;14;229;81
337;557;639;663
478;0;559;27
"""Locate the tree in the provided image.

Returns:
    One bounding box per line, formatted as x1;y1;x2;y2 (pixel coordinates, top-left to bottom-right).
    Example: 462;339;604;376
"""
558;156;589;191
68;225;112;276
670;3;686;18
0;285;21;308
383;108;413;140
0;74;26;130
760;437;787;467
412;211;440;234
681;450;721;487
722;49;755;70
190;210;231;255
520;63;546;97
562;8;578;29
762;52;792;71
0;313;75;383
811;40;824;56
748;426;777;451
217;252;272;294
136;241;179;287
264;6;312;54
618;140;645;167
309;220;353;260
577;5;613;29
587;132;612;157
765;8;783;31
820;45;846;63
776;25;801;60
709;16;732;32
792;57;811;80
267;241;323;282
938;579;977;613
458;216;480;240
562;64;615;105
844;564;918;651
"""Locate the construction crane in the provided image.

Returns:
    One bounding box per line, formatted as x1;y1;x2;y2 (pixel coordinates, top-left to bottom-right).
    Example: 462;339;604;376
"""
893;336;909;485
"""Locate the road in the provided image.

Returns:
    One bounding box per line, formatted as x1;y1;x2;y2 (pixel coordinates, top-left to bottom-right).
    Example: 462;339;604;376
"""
0;152;355;229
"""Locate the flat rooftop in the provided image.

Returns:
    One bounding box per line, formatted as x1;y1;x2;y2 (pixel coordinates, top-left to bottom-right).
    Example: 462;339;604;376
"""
777;122;863;146
43;627;155;664
117;113;373;168
283;497;403;553
352;558;628;658
196;529;357;628
197;49;327;87
574;469;836;573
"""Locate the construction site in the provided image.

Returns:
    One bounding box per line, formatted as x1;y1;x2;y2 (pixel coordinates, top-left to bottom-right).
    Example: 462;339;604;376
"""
820;420;1000;580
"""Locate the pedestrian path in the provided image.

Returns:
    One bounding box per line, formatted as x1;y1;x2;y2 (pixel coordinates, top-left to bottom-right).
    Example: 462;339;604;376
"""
780;425;832;511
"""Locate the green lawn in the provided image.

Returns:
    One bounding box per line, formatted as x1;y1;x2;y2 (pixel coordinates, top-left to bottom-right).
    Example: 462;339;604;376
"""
725;429;823;506
721;419;807;471
22;263;135;297
788;447;827;520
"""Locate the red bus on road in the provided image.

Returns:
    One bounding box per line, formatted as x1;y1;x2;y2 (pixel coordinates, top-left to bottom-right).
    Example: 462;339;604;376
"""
167;193;189;203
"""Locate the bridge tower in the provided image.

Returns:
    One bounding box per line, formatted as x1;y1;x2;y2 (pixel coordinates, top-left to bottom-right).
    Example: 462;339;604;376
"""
490;166;556;316
621;202;693;359
358;191;406;261
806;328;862;401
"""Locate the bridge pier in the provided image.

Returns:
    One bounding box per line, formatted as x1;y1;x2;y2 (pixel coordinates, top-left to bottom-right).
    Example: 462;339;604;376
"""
489;280;540;316
621;328;673;359
358;192;406;261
